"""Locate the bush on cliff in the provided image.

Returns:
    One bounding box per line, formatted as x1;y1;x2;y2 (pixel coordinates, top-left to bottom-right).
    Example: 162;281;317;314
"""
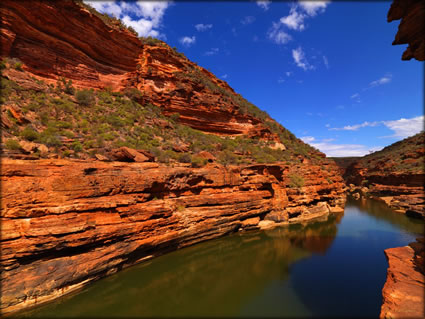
289;174;305;188
75;89;95;106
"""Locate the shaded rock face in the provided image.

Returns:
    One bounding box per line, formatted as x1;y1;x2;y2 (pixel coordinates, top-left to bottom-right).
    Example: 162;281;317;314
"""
380;238;425;318
0;159;346;314
340;133;425;219
388;0;425;61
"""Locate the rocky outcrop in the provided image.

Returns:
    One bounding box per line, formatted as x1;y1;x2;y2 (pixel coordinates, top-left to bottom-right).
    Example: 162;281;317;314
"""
0;0;283;141
0;0;141;90
341;132;425;219
380;238;425;318
388;0;425;61
0;159;346;314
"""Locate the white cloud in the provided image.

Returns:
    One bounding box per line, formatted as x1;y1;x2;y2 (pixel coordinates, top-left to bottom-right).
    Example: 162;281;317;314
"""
292;47;314;70
298;1;331;16
180;36;196;46
323;55;329;69
301;136;382;157
329;121;379;131
83;0;170;38
195;23;212;32
268;22;292;44
383;115;424;138
278;77;285;83
257;0;271;11
241;16;256;25
221;74;228;79
280;7;306;31
328;115;424;139
301;136;315;143
268;0;330;43
286;71;292;76
369;73;392;88
350;93;359;99
204;47;219;56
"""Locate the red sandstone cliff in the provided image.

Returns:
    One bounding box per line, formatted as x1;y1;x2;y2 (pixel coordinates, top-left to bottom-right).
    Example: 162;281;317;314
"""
0;0;282;140
341;132;424;219
380;238;425;318
0;159;346;314
0;0;348;315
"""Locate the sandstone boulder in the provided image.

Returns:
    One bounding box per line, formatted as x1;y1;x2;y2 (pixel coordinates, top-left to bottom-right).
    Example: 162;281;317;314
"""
197;151;216;162
110;147;149;162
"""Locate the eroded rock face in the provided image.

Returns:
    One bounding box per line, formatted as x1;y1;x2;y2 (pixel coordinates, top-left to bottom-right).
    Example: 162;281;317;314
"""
380;238;425;318
0;0;141;90
0;0;282;141
388;0;425;61
341;133;425;219
0;159;346;314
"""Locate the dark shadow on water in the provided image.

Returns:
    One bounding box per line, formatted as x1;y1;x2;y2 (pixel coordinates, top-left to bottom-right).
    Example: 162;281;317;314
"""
16;197;424;318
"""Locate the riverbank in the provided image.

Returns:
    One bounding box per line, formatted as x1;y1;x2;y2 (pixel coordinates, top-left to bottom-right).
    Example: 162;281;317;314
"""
14;197;423;317
0;158;345;314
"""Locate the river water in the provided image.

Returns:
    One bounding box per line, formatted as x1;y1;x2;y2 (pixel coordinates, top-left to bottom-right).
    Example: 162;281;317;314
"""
20;197;424;317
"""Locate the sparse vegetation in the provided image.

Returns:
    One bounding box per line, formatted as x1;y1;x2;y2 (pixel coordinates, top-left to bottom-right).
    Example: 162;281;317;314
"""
289;174;305;188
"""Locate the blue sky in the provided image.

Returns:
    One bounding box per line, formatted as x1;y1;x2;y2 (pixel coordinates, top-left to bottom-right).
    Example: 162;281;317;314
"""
85;1;423;157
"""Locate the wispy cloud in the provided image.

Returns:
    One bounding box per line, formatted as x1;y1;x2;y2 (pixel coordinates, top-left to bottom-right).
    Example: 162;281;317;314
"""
84;1;170;38
383;115;424;138
329;121;379;131
221;74;228;79
323;55;329;69
204;47;219;56
268;22;292;44
328;115;424;139
301;136;382;157
292;47;314;71
257;0;271;11
278;77;285;84
195;23;212;32
286;71;292;77
281;6;306;31
268;0;330;45
241;16;256;25
298;1;330;16
368;73;392;88
179;36;196;46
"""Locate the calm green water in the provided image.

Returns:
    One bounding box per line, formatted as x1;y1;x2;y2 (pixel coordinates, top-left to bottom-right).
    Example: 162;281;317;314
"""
20;197;424;318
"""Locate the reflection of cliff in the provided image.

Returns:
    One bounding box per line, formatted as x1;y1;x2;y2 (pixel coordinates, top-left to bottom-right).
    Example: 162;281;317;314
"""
354;198;424;235
20;216;339;317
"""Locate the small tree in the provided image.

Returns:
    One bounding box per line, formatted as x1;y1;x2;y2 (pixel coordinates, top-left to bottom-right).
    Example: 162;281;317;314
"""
75;89;95;106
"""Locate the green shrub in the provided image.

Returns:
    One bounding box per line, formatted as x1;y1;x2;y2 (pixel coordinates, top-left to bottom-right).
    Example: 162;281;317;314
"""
288;174;304;188
178;153;191;163
191;156;207;168
20;126;39;141
72;141;83;153
123;88;142;101
38;128;62;147
4;139;21;150
75;89;95;106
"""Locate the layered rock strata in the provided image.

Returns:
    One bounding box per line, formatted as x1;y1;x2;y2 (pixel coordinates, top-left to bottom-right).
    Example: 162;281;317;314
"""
380;238;425;318
0;0;282;141
0;159;346;314
342;133;425;219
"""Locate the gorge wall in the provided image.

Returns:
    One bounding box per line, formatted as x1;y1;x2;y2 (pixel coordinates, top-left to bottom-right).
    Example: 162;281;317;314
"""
1;159;346;314
338;132;424;219
0;0;284;141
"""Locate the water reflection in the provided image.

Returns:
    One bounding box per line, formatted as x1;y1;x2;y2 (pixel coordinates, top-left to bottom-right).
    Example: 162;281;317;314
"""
17;197;424;318
21;214;340;318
